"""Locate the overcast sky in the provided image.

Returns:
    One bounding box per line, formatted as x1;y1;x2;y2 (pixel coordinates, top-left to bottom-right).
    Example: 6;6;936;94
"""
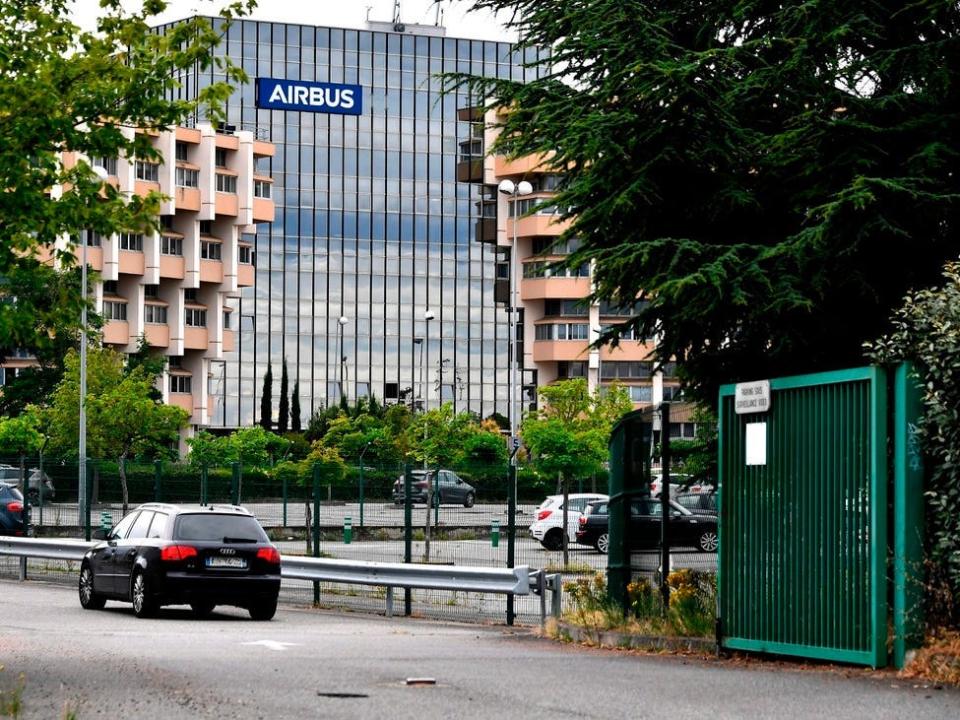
69;0;516;42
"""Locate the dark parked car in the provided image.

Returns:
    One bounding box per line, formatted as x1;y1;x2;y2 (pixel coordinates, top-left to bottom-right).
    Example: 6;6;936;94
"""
392;469;476;508
0;463;56;504
0;484;25;536
576;498;719;554
675;491;717;516
79;503;281;620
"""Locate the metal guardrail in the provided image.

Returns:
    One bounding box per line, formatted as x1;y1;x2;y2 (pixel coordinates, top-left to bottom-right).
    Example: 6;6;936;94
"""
0;536;556;622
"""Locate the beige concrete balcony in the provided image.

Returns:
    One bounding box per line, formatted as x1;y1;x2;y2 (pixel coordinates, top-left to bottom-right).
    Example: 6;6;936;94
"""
169;392;193;413
532;339;591;363
215;193;238;216
600;342;656;362
134;180;160;198
184;326;208;350
118;250;144;275
252;197;274;222
159;255;185;280
103;320;129;346
175;127;201;144
494;153;552;177
521;276;591;301
83;246;103;272
175;186;201;211
215;134;240;151
143;323;169;348
253;140;275;157
514;214;572;239
199;259;223;284
223;329;235;352
238;263;255;287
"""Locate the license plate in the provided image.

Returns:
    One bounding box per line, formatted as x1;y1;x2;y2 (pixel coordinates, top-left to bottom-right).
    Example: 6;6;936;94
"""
206;556;247;569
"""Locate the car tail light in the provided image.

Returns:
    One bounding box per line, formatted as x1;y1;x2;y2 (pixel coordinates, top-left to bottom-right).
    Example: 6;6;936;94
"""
537;509;552;521
257;547;281;564
6;501;23;513
160;545;198;562
579;515;587;527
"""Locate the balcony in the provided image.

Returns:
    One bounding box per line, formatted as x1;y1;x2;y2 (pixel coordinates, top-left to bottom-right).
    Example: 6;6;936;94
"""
600;342;656;362
83;246;104;271
200;259;223;284
118;250;144;275
159;255;185;280
253;140;275;157
223;329;236;352
169;391;193;414
521;276;591;301
184;325;208;350
175;186;201;211
134;180;160;198
514;213;571;239
532;339;591;363
103;320;129;346
143;323;170;348
252;197;274;222
215;193;238;216
238;263;255;287
457;158;484;183
495;153;552;177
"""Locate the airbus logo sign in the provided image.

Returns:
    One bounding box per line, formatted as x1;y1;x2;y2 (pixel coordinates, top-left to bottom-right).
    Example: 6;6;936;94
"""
256;78;362;115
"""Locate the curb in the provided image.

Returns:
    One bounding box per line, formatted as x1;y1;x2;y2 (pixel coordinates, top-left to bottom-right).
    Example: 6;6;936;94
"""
556;621;716;654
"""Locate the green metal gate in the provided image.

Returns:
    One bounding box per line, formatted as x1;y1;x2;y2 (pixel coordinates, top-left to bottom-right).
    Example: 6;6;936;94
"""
718;367;887;667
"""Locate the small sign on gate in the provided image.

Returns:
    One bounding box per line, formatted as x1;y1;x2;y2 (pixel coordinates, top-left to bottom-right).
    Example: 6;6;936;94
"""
735;380;771;414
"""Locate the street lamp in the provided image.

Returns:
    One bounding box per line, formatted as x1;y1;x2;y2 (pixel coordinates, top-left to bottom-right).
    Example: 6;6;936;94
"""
497;179;533;455
592;324;604;397
423;309;435;412
79;165;109;538
413;338;424;411
337;315;348;403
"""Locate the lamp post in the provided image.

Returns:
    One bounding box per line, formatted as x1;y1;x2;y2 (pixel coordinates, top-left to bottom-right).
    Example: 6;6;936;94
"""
422;309;436;562
498;177;532;627
337;315;348;403
592;324;604;397
414;338;424;411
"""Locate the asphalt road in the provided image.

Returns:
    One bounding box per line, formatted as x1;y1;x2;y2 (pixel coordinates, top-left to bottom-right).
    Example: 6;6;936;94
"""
2;581;957;720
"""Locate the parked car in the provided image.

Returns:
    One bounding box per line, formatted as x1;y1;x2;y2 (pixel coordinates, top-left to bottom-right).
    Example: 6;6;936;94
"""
675;490;717;516
530;493;608;550
0;484;25;536
576;498;719;554
78;503;281;620
392;469;476;508
0;463;56;504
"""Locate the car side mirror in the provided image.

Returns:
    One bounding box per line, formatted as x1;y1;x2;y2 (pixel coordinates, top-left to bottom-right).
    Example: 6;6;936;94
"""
671;511;682;517
92;528;107;540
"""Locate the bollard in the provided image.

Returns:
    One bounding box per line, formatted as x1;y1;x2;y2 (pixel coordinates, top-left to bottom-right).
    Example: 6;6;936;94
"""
491;519;500;548
344;516;353;544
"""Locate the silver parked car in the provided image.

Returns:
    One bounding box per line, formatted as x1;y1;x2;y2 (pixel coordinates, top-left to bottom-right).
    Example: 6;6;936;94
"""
0;464;56;504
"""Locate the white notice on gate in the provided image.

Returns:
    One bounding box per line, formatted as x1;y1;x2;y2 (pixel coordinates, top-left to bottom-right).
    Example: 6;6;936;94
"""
745;422;767;466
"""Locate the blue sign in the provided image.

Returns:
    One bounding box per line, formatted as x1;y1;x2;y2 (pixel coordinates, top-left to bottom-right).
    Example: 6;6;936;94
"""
256;78;362;115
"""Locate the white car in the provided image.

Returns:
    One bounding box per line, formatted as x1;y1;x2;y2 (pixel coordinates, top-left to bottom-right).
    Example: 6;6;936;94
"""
529;493;608;550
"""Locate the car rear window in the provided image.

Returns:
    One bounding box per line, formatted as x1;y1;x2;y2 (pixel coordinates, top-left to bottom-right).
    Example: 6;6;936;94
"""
0;485;22;501
174;514;268;543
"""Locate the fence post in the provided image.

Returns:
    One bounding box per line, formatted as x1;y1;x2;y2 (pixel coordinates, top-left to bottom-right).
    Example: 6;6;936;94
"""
200;465;208;506
37;449;44;526
507;462;517;626
312;463;321;605
154;459;163;503
282;472;288;527
659;402;671;608
19;456;28;581
84;460;93;542
404;462;412;616
358;464;365;529
231;462;241;505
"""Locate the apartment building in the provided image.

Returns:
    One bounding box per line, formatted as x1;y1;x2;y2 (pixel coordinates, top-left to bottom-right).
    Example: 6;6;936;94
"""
1;124;275;435
459;108;693;436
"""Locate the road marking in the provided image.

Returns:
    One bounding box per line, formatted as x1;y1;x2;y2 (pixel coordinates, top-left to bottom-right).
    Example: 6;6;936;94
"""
242;640;300;651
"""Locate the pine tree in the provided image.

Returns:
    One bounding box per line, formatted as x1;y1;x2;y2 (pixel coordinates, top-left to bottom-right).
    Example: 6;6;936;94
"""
278;359;289;433
259;364;273;430
291;381;301;433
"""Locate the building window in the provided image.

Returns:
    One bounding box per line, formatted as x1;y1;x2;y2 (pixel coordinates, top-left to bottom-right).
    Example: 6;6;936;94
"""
238;245;253;264
223;311;231;330
83;230;102;247
543;299;589;317
175;167;199;188
522;261;589;279
200;241;222;260
601;361;653;380
532;236;582;255
199;220;213;235
599;323;642;341
118;233;143;251
144;304;168;324
184;288;198;302
515;198;564;216
135;161;159;182
661;362;678;378
662;385;684;401
598;299;650;317
669;422;696;440
175;142;189;162
215;173;237;193
254;179;271;198
215;148;228;168
160;236;182;256
168;356;182;369
556;361;587;378
103;300;127;321
170;374;192;394
627;385;653;403
535;323;590;341
144;285;159;299
91;156;118;176
102;280;119;295
185;308;206;327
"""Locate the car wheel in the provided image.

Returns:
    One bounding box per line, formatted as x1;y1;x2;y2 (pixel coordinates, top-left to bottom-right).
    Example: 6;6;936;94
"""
595;533;610;555
698;530;719;553
463;492;475;509
190;602;216;619
248;598;278;621
131;571;157;618
541;529;563;551
78;565;106;610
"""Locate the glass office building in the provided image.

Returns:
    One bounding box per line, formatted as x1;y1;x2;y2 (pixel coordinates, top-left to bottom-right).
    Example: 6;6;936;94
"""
166;17;543;428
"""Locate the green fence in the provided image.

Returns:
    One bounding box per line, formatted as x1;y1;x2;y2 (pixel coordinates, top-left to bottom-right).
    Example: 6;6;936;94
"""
718;367;888;667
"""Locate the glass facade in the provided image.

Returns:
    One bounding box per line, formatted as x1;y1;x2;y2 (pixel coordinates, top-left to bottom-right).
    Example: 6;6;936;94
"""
166;19;541;427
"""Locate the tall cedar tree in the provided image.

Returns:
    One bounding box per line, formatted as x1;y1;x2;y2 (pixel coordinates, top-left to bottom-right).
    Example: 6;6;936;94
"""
278;359;289;433
259;364;273;430
291;382;301;433
450;1;960;402
0;0;253;369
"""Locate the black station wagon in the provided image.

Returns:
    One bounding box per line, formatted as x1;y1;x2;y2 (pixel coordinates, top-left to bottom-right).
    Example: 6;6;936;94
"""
79;503;281;620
